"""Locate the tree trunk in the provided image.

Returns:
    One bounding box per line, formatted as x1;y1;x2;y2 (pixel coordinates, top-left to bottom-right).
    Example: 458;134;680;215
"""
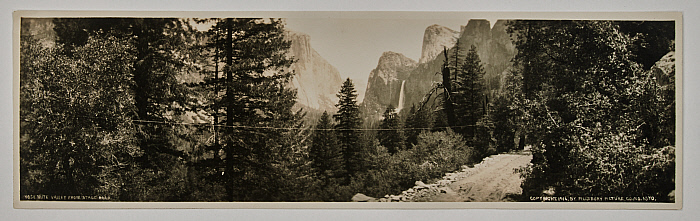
442;48;457;130
224;18;235;202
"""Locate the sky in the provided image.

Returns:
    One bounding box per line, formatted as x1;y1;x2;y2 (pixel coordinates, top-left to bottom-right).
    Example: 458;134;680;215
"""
285;17;497;101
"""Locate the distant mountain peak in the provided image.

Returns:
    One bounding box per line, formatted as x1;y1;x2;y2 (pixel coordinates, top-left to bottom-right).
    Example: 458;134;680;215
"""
419;24;458;63
284;30;343;111
363;51;418;112
363;19;516;115
377;51;416;71
460;19;492;39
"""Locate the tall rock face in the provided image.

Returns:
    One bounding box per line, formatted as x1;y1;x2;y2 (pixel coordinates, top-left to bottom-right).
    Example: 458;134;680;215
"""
419;24;459;63
476;19;516;96
459;20;493;64
285;31;343;111
363;51;417;113
649;51;675;86
363;19;517;114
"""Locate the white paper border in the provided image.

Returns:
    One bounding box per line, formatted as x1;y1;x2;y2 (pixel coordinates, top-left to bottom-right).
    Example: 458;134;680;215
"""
12;10;683;210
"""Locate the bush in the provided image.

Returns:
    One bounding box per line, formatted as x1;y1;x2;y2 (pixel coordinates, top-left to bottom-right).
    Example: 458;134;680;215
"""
347;130;475;198
520;126;675;202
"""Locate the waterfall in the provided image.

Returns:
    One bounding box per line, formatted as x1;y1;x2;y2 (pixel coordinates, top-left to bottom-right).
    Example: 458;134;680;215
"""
397;80;406;112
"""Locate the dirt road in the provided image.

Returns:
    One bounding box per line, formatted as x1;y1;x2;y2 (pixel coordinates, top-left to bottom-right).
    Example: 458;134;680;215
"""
414;153;532;202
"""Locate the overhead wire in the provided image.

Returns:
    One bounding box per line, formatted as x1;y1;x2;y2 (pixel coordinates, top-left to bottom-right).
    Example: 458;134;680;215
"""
21;112;476;131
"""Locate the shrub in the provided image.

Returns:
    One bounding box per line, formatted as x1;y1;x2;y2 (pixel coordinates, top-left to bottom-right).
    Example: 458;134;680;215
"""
349;130;475;198
520;126;676;202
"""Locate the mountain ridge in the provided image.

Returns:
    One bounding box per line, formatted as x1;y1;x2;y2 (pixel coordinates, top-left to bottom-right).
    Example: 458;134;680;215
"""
285;30;344;112
363;51;417;112
419;24;459;64
363;19;517;114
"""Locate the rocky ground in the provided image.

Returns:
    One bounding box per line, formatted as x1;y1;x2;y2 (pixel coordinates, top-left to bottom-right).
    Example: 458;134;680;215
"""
353;151;532;202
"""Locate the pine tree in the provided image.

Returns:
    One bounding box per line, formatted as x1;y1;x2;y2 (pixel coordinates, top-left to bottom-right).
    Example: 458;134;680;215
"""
197;18;299;201
453;45;487;146
334;78;365;177
449;39;464;82
378;105;406;154
309;111;346;182
405;104;433;147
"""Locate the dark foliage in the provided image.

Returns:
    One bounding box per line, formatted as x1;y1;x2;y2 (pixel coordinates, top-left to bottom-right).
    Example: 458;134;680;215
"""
404;104;433;147
310;111;347;183
508;20;676;201
452;45;489;148
191;18;305;201
378;105;407;154
20;34;137;199
334;78;367;177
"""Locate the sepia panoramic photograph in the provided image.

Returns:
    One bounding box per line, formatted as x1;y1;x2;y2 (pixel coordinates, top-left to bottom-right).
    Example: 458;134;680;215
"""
14;11;681;209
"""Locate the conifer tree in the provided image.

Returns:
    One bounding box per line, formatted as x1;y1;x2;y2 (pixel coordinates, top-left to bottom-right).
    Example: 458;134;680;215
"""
449;39;464;82
405;104;433;147
453;45;487;146
378;105;406;154
334;78;365;177
197;18;299;201
310;111;346;182
491;71;524;152
440;47;457;130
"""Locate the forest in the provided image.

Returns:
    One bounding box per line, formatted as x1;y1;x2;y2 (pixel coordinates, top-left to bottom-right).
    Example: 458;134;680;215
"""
19;18;676;202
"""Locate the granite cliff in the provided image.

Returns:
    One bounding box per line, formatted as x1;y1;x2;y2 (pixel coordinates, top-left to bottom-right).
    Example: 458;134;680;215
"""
363;51;417;112
419;24;459;64
285;31;344;111
363;20;517;114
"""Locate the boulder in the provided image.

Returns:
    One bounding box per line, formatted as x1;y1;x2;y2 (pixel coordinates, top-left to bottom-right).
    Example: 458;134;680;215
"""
352;193;377;202
415;181;430;188
437;180;452;186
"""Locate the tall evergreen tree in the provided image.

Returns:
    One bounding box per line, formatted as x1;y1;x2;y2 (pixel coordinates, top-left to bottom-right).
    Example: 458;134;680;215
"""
439;47;457;130
449;39;464;83
196;18;299;201
334;78;365;177
453;45;487;146
378;105;406;154
491;71;524;152
309;111;346;182
405;104;433;147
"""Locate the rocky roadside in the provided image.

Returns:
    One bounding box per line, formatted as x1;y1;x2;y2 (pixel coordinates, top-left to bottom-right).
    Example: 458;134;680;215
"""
352;151;530;202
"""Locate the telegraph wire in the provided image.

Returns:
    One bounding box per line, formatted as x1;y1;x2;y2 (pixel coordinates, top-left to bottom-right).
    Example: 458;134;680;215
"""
21;113;477;131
